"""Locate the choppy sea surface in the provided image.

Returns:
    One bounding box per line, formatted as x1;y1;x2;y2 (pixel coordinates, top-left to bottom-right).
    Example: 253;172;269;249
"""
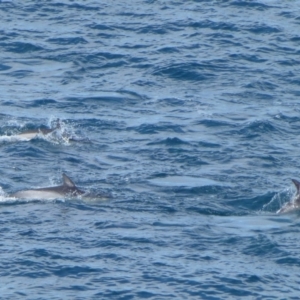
1;0;300;298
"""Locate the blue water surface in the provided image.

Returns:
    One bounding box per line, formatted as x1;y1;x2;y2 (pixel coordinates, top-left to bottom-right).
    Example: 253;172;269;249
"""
1;0;300;299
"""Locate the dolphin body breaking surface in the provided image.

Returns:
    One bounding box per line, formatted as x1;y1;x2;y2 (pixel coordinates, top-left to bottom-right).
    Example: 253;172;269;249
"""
8;173;111;201
276;179;300;214
11;173;85;200
0;119;90;144
14;120;60;141
15;127;57;141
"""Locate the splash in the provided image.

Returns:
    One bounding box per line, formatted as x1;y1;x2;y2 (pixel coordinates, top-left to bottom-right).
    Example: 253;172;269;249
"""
260;187;294;213
0;118;84;145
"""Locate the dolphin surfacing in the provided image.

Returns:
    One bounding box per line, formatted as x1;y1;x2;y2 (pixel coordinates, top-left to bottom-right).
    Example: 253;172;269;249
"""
277;179;300;214
15;119;61;141
11;173;84;200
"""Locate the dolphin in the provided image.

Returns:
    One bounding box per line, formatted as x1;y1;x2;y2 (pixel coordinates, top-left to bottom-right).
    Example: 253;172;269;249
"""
11;173;84;200
14;119;61;141
276;179;300;214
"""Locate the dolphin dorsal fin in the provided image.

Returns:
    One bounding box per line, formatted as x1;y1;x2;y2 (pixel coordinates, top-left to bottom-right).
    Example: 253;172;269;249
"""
62;173;76;188
292;179;300;194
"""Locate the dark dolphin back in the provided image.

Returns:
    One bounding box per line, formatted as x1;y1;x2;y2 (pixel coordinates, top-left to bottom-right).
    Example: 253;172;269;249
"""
292;179;300;205
62;173;84;195
39;119;61;135
292;179;300;194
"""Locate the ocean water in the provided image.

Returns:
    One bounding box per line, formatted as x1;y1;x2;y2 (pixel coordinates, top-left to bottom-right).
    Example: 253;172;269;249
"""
1;0;300;298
